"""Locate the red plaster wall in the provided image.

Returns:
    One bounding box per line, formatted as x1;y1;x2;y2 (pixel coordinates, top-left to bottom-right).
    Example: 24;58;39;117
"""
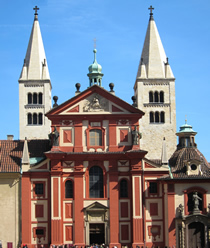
65;203;73;219
74;170;84;245
65;226;73;241
109;172;120;246
120;202;128;218
22;175;31;245
53;178;59;217
121;224;129;241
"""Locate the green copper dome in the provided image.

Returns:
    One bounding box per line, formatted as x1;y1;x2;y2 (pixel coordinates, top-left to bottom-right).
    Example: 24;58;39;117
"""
177;121;196;135
87;49;104;87
88;49;102;73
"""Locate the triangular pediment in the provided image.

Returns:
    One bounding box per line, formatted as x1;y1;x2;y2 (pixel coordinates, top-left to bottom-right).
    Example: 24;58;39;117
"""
46;85;144;117
84;201;108;211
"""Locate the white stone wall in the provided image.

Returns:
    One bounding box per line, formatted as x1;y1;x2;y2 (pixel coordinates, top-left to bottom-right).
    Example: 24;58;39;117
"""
19;80;51;140
135;79;176;160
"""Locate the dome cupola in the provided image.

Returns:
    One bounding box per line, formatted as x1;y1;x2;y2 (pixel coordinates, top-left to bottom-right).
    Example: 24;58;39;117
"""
87;49;104;87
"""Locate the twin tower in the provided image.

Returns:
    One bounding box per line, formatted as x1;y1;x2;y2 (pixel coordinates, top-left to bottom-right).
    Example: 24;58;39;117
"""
18;7;176;161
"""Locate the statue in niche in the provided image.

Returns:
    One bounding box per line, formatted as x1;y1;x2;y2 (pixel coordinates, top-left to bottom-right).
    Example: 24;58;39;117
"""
131;126;142;145
49;126;59;146
193;192;202;212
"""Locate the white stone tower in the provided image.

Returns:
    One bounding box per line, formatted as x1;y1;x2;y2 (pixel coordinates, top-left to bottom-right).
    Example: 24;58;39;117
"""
19;6;52;140
134;6;176;160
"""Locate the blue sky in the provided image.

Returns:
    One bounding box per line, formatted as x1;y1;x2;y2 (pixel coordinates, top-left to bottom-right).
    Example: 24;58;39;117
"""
0;0;209;161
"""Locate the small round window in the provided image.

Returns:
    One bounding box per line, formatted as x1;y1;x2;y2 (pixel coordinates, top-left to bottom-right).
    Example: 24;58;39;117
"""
191;164;197;171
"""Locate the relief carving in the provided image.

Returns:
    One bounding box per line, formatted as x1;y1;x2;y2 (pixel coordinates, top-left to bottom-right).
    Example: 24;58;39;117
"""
83;94;108;112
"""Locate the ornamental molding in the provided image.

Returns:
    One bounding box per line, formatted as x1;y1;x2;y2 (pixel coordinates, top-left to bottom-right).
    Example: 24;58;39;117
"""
143;82;169;86
60;120;74;126
63;161;74;168
25;104;44;109
144;103;170;108
24;83;44;87
117;119;130;125
118;160;129;166
83;93;109;112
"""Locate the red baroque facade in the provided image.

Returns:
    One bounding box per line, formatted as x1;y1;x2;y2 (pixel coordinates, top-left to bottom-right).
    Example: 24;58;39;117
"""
21;85;171;248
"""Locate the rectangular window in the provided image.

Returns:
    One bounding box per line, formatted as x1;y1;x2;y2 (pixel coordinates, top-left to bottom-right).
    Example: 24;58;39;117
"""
35;183;44;195
36;229;44;235
89;129;102;146
149;182;158;194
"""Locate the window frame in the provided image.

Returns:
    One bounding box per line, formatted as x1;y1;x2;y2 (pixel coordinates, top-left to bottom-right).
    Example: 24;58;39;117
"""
65;180;74;199
89;166;104;199
148;181;159;196
120;179;129;198
33;181;45;198
86;124;105;150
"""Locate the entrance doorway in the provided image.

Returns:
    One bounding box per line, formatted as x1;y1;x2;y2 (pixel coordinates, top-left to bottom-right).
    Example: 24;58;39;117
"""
188;222;205;248
89;223;105;245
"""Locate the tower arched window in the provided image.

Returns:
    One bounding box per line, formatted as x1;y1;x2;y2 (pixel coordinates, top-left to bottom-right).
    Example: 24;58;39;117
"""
33;113;37;124
89;166;103;198
154;91;159;102
38;93;43;104
155;111;159;123
160;111;165;123
160;91;164;103
38;113;43;125
28;93;32;104
33;93;37;104
120;179;128;198
28;113;32;125
65;180;73;198
149;91;153;103
150;112;154;123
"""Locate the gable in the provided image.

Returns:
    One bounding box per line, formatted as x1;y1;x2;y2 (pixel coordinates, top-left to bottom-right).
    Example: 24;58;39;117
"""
46;85;144;118
60;93;129;115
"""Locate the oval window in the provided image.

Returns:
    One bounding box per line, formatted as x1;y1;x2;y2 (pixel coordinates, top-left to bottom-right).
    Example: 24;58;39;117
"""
191;164;197;171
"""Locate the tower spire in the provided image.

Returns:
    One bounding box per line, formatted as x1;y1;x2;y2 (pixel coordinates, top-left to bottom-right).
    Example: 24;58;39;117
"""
19;7;52;140
19;7;50;80
134;7;176;160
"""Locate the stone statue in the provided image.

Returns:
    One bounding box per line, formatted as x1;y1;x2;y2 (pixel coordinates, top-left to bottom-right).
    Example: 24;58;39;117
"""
178;204;184;217
193;192;202;212
131;126;141;145
49;126;59;146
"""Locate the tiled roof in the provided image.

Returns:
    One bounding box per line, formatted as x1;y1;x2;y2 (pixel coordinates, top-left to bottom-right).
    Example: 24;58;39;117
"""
0;140;50;173
168;147;210;179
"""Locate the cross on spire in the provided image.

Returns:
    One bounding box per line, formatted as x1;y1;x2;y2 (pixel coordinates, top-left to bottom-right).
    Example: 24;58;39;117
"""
93;38;97;49
148;5;154;20
33;6;39;19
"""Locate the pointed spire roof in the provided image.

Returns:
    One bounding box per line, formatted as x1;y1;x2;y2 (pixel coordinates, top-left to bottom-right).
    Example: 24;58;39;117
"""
22;138;30;164
19;6;50;80
136;6;174;79
161;137;168;165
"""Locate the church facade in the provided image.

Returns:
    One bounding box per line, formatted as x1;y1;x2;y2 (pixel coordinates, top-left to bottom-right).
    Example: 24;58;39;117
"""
0;5;210;248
